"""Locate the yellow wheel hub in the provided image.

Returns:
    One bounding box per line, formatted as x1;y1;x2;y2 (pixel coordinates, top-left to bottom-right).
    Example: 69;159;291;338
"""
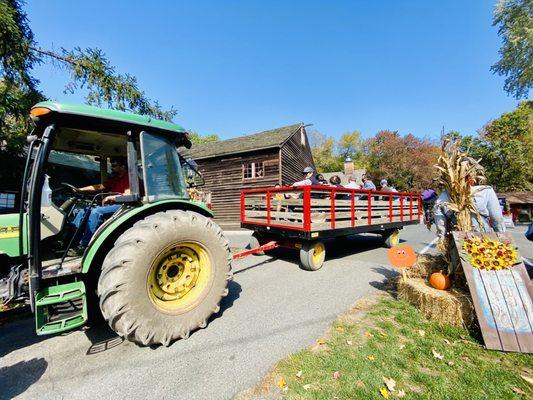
147;242;212;314
312;242;325;266
390;230;400;246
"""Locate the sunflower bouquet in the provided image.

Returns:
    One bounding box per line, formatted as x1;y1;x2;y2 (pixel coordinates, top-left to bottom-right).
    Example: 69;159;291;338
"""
462;236;519;271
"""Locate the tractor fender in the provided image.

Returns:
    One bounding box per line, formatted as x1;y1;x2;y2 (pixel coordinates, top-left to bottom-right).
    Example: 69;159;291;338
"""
82;199;213;274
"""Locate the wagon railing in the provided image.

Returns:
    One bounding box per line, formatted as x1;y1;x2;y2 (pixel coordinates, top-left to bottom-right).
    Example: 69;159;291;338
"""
241;185;421;232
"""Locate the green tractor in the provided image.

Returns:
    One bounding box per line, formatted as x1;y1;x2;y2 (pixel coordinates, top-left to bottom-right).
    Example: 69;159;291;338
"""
0;102;232;346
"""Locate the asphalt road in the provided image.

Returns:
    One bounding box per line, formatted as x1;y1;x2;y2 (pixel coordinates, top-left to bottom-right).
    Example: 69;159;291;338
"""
1;224;531;400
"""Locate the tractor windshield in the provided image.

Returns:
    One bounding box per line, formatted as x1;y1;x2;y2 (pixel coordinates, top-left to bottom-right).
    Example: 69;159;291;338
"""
140;131;189;201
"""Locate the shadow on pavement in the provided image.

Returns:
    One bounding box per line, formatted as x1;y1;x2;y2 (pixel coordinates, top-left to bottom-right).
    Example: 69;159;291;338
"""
209;280;242;323
369;266;398;292
0;317;49;358
233;256;279;275
0;357;48;400
84;321;124;355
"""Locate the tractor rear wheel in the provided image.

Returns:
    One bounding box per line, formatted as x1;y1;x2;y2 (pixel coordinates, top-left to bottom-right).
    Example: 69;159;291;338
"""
299;241;326;271
97;210;232;346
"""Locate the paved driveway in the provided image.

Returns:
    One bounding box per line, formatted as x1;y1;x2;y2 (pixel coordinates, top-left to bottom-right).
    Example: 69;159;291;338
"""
0;224;531;400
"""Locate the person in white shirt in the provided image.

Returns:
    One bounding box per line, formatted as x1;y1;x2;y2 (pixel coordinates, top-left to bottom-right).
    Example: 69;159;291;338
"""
344;174;361;189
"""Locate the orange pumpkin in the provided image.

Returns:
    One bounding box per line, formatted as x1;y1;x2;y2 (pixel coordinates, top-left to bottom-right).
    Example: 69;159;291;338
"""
429;272;452;290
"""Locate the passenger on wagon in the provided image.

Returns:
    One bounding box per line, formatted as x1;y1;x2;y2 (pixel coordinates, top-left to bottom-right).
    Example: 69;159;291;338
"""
344;174;361;189
362;174;376;190
292;166;320;187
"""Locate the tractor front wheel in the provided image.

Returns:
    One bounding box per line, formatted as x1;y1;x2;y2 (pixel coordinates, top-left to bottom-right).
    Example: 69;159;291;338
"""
97;210;232;346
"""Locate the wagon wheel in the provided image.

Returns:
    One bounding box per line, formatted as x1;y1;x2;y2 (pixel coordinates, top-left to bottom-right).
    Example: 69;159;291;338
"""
382;229;400;248
247;232;265;256
299;241;326;271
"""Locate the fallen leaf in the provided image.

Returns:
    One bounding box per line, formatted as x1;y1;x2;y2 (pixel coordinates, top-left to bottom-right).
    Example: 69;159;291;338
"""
383;377;396;392
418;330;425;337
317;339;326;345
520;374;533;385
448;361;454;366
355;380;365;388
443;339;451;345
432;349;444;360
379;331;388;337
346;340;353;346
336;326;345;333
277;377;287;388
397;389;406;398
303;384;312;390
365;331;373;337
368;355;375;361
380;387;390;398
399;344;405;350
512;387;526;395
295;370;303;379
332;371;341;380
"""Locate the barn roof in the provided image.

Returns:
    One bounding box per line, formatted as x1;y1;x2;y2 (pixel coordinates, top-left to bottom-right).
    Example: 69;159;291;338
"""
498;192;533;205
184;123;303;160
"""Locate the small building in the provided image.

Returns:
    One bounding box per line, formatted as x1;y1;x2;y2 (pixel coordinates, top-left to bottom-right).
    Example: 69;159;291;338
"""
183;123;314;228
499;192;533;223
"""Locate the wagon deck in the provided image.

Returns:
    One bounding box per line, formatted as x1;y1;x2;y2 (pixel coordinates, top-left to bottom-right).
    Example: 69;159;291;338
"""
241;185;421;240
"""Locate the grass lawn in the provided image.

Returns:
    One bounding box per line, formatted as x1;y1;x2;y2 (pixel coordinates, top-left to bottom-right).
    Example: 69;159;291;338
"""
258;296;533;400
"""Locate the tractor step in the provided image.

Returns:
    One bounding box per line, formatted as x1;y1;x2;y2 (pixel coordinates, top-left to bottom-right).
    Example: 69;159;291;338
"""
35;281;87;335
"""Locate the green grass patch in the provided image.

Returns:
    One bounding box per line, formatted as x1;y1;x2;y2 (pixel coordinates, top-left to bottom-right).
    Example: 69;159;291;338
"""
274;297;533;399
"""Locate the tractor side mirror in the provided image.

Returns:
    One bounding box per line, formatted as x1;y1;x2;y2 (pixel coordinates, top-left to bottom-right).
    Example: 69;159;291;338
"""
182;158;205;188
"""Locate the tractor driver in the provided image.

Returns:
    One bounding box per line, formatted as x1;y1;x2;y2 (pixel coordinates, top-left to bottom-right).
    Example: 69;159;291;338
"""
68;156;131;256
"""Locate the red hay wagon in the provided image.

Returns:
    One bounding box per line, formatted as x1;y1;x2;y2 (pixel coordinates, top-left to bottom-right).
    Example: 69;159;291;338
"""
239;185;421;270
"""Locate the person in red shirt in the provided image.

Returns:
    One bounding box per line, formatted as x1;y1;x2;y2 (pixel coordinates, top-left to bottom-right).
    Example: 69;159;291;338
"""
69;157;131;256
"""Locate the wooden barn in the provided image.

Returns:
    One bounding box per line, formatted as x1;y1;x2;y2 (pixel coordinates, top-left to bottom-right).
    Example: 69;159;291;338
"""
183;123;314;228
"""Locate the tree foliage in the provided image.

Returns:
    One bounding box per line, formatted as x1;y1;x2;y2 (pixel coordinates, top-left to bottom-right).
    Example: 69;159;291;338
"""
309;130;364;173
187;131;219;144
455;100;533;192
492;0;533;98
364;130;440;191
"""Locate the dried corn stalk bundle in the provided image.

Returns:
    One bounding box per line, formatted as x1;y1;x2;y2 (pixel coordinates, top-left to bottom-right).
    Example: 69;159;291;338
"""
433;139;486;273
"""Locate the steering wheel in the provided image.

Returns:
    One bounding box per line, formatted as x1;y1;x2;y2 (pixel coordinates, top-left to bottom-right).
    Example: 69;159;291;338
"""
61;182;80;193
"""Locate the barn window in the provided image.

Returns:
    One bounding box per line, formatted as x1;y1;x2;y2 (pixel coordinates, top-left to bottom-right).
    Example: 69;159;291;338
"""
300;129;306;146
242;162;265;180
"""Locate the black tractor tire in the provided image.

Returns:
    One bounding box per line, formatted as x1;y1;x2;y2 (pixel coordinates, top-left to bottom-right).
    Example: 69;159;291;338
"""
382;228;400;248
299;241;326;271
247;232;265;256
97;210;232;346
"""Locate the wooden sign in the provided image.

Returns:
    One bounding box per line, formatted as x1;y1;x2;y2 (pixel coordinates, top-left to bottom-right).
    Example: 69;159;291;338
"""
452;231;533;353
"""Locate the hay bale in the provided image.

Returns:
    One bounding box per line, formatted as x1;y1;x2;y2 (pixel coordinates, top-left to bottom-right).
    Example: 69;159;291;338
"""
409;254;447;278
398;278;475;328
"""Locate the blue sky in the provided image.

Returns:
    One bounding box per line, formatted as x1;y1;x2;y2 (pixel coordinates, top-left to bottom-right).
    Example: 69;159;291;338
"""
26;1;519;141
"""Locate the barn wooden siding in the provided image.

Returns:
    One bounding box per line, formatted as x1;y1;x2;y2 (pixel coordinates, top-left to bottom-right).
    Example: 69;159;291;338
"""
281;126;315;185
197;148;280;227
188;124;314;228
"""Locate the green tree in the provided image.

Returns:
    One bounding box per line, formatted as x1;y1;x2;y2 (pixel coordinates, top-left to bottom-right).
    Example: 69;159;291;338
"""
187;131;219;144
309;131;343;173
492;0;533;98
337;131;365;167
478;100;533;191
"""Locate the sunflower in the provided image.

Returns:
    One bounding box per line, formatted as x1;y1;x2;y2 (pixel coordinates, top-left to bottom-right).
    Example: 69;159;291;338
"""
471;256;484;269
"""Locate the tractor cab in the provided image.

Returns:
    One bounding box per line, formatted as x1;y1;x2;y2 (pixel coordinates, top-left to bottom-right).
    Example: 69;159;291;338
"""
0;102;229;345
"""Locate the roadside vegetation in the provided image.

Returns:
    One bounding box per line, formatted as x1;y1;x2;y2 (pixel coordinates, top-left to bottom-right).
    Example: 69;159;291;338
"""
251;295;533;400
